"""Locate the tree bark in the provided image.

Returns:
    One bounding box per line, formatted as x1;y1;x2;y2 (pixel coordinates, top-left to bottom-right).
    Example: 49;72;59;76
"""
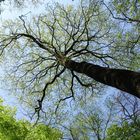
65;60;140;99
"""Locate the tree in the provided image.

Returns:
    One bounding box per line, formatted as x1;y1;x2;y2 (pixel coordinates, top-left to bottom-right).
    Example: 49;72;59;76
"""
65;60;140;97
0;98;62;140
105;91;140;140
106;121;140;140
65;106;113;140
62;93;140;140
0;0;139;119
60;94;121;140
103;0;140;24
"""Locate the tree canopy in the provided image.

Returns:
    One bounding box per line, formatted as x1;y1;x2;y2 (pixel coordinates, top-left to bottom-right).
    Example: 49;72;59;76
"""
106;121;140;140
0;0;139;138
0;98;62;140
0;0;139;119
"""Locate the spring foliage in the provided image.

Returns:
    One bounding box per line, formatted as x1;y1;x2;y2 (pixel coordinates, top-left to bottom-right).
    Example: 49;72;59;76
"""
0;98;62;140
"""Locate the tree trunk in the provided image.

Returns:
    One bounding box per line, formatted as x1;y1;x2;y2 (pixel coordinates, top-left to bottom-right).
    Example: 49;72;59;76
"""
65;60;140;99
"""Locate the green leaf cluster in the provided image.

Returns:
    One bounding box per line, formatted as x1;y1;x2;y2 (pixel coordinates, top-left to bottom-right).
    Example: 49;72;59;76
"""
0;98;62;140
106;121;140;140
113;0;140;19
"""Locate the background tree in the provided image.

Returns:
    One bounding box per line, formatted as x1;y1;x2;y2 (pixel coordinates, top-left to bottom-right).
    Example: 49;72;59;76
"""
61;93;140;140
105;92;140;140
65;103;114;140
0;98;62;140
106;121;140;140
104;0;140;23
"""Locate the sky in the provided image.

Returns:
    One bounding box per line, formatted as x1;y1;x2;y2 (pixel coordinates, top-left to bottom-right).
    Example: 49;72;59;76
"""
0;0;79;20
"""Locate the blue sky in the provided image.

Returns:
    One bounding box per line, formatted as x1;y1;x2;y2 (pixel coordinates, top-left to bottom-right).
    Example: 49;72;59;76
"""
0;0;79;20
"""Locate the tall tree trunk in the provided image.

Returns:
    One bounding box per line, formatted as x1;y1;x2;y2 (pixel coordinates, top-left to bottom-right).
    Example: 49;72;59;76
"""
65;60;140;99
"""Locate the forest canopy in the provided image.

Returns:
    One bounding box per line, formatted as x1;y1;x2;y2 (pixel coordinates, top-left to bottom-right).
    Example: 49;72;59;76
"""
0;98;62;140
0;0;139;139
